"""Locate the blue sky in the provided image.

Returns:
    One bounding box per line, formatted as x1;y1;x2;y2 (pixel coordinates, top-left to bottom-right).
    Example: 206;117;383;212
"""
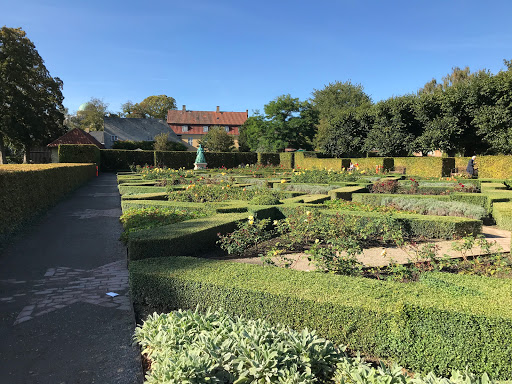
3;0;512;115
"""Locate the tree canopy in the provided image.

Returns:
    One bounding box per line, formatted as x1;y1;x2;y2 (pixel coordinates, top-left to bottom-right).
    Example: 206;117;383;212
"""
199;126;235;152
122;95;176;119
240;95;318;152
0;26;65;163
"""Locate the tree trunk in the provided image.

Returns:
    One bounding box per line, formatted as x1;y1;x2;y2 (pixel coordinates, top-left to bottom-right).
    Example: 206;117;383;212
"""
23;144;30;164
0;136;6;164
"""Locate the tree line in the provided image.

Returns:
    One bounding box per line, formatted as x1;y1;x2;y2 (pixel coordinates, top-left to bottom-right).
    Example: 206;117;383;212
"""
240;63;512;156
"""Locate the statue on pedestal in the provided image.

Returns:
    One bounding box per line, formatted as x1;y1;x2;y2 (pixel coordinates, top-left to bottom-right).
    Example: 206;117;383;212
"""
194;145;207;170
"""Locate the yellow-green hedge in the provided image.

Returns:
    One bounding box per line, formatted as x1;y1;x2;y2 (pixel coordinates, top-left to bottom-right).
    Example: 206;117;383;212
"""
478;156;512;179
393;157;454;178
350;158;394;172
0;164;96;242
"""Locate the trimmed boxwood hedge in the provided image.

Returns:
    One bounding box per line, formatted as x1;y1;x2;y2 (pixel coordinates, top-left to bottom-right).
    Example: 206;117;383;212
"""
321;209;481;239
129;256;512;378
58;144;100;164
350;157;394;172
257;152;280;166
0;164;96;244
492;201;512;230
478;155;512;179
393;157;455;178
279;152;294;169
100;149;155;171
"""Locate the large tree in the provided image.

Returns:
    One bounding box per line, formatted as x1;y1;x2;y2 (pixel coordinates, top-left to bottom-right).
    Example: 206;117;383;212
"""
311;81;372;156
0;27;65;163
78;98;109;131
364;95;421;156
199;126;235;152
122;95;176;119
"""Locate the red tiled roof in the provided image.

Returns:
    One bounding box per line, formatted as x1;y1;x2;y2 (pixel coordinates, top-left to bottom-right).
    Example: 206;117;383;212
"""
47;128;105;148
167;110;248;126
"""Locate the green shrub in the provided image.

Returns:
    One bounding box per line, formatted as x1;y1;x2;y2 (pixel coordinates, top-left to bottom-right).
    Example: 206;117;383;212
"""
58;144;100;164
279;152;294;169
257;152;280;166
0;164;96;245
100;149;154;171
135;308;342;383
129;257;512;378
249;194;281;205
329;186;369;201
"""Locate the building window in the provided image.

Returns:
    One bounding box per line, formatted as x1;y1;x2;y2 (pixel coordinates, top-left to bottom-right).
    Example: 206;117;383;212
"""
111;135;118;142
188;138;193;146
203;125;209;132
225;126;229;132
182;125;189;132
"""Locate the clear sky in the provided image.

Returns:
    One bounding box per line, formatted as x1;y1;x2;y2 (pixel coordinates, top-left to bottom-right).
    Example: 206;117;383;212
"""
3;0;512;116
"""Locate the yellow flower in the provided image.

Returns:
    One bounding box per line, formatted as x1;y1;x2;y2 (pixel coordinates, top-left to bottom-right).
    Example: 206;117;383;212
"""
221;172;226;176
248;216;254;221
360;170;366;174
273;220;279;226
281;179;287;183
248;220;254;225
315;239;320;244
381;249;387;257
306;211;311;216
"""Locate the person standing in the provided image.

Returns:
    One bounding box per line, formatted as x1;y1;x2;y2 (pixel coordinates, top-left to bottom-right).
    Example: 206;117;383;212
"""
466;156;477;177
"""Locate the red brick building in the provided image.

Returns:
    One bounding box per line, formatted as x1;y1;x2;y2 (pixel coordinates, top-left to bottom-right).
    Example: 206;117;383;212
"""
167;105;248;150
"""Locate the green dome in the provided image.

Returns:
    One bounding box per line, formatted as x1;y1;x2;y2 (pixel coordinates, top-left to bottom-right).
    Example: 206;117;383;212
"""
77;102;90;112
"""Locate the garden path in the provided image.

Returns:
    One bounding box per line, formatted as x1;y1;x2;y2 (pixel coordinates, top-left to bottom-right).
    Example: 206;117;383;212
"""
229;226;511;270
0;173;142;383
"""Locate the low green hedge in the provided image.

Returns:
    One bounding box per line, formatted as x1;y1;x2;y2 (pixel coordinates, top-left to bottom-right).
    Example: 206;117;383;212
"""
127;212;249;260
0;164;96;244
58;144;100;164
100;149;154;171
491;202;512;230
121;192;168;201
329;186;369;201
129;257;512;378
323;209;481;239
257;152;280;166
118;185;167;195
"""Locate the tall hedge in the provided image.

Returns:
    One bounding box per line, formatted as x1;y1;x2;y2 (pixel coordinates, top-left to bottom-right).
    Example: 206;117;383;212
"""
257;153;280;166
0;164;96;245
350;157;394;172
58;144;100;164
154;151;196;169
279;152;295;169
100;149;155;171
130;257;512;378
393;157;455;177
206;152;257;169
478;156;512;179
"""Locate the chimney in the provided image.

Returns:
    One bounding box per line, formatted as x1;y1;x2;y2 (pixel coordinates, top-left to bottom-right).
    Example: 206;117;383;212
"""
216;106;220;113
182;105;186;111
246;109;248;117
